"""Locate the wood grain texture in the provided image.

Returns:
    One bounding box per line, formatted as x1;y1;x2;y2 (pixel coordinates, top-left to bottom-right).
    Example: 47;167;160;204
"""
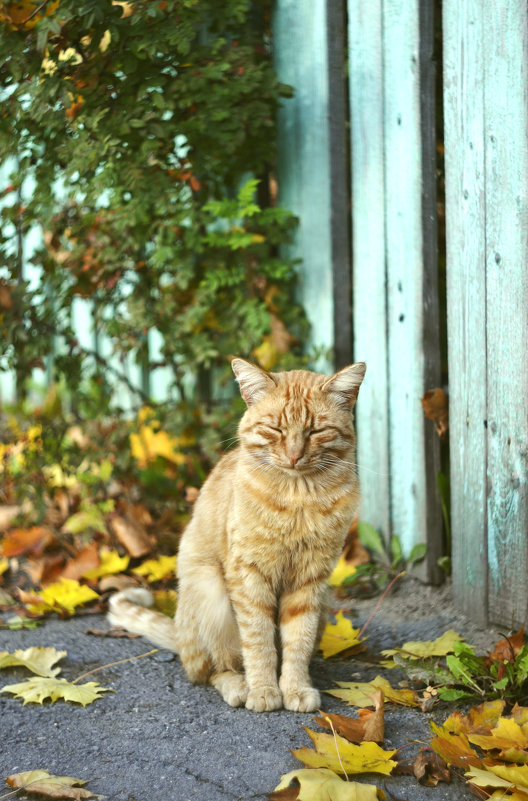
348;0;442;572
348;0;391;541
444;0;488;624
483;0;528;625
444;0;528;626
273;0;334;373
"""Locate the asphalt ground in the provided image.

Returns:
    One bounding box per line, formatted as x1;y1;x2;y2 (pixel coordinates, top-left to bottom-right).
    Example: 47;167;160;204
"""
0;578;500;801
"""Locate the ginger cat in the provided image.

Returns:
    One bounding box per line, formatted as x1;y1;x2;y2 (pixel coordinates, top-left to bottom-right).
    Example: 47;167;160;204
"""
108;358;366;712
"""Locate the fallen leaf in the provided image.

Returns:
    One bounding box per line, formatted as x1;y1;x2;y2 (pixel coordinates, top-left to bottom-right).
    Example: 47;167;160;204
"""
21;578;99;615
6;769;103;799
442;700;505;735
329;556;357;588
1;526;55;557
98;574;136;593
464;765;523;793
421;388;449;437
430;722;481;769
82;549;130;581
487;627;526;664
326;676;418;708
130;424;185;467
319;612;364;658
314;690;385;744
382;629;465;661
293;728;397;776
0;504;22;531
59;544;99;582
62;507;106;536
0;646;66;677
110;514;151;558
85;628;140;639
1;676;112;705
270;768;382;800
0;557;8;576
412;750;451;786
131;554;177;582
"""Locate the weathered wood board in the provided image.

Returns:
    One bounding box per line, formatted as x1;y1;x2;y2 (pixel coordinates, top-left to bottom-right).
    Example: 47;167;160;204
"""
444;0;528;625
273;0;334;373
348;0;443;578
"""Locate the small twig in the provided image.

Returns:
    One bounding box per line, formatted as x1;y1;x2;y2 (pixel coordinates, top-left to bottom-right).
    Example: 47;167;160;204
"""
324;716;349;781
72;649;158;684
358;572;406;640
21;0;51;24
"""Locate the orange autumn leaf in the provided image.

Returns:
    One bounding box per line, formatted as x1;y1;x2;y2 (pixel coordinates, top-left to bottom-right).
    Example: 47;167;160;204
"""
314;689;385;744
1;526;55;558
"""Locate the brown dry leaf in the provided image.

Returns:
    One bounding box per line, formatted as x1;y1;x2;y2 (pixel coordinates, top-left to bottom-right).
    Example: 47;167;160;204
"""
59;544;100;582
487;627;525;664
6;769;103;799
0;505;22;531
1;526;55;558
85;627;140;639
421;388;449;437
111;514;151;558
430;722;481;770
97;574;136;593
26;554;67;588
442;700;505;735
314;690;385;744
341;515;370;566
413;750;451;786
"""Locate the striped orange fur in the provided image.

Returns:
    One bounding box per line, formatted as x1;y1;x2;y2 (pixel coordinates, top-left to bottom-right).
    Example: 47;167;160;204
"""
108;358;365;712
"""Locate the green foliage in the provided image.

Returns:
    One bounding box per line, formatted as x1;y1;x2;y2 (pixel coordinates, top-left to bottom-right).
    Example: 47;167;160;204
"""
0;0;309;497
343;523;427;594
438;640;528;705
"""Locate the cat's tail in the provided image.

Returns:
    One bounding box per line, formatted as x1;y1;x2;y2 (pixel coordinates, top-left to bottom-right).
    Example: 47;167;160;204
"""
107;588;180;652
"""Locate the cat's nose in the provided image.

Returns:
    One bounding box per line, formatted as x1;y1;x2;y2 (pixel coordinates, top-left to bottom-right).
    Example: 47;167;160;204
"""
289;454;301;466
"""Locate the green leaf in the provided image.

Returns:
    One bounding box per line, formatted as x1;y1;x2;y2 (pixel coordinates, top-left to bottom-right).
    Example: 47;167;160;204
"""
408;543;427;566
358;522;385;555
390;535;403;568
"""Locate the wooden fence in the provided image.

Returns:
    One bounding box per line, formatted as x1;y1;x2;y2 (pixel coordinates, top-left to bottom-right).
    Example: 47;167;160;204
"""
274;0;528;625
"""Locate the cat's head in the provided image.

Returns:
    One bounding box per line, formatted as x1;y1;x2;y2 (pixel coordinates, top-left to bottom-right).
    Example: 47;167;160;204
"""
231;359;366;476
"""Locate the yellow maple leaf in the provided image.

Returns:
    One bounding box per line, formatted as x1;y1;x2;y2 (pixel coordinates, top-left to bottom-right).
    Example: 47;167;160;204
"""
327;675;418;708
23;578;99;615
382;629;464;660
130;419;186;467
0;676;112;706
319;612;364;658
132;554;177;582
0;556;8;576
484;763;528;790
271;768;382;800
329;556;357;587
293;728;397;776
0;646;65;677
469;716;528;752
82;549;130;581
6;770;103;800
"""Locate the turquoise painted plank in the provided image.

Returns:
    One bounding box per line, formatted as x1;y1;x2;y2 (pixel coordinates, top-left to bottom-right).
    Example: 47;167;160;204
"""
443;0;488;623
348;0;391;540
483;0;528;625
273;0;333;373
384;0;427;558
444;0;489;622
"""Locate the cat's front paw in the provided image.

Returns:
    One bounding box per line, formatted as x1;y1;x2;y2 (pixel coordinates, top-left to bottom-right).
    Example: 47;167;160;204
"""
281;685;320;713
245;685;282;712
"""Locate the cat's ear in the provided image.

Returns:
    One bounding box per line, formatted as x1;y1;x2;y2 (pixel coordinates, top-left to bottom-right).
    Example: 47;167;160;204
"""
231;358;276;405
322;362;366;407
